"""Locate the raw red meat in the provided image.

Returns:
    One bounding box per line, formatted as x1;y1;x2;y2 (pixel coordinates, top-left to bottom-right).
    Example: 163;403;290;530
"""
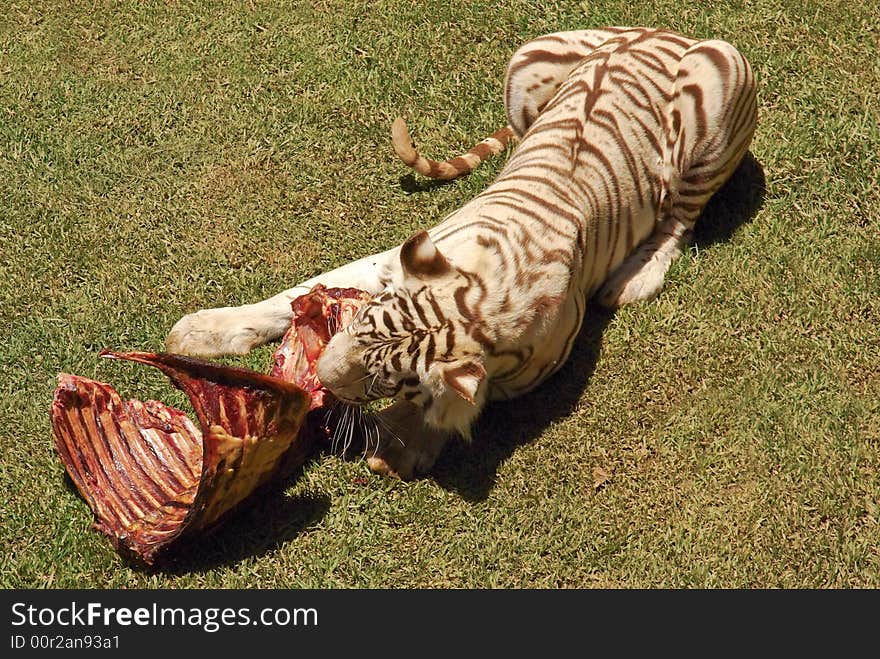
50;285;370;564
270;285;372;446
270;284;372;408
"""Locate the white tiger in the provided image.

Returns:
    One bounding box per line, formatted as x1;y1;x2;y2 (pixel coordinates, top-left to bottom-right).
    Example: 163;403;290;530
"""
167;27;757;479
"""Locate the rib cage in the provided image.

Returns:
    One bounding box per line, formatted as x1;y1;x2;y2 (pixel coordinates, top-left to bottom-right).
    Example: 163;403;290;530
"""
50;287;370;564
51;352;312;564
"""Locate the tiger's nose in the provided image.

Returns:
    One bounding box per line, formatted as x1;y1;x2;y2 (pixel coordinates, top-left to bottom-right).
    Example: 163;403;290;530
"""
315;333;368;399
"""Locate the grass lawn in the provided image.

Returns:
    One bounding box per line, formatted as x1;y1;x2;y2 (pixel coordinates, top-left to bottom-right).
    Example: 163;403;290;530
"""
1;0;878;588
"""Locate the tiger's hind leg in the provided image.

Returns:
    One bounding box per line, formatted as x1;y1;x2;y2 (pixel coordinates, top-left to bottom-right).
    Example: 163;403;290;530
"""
504;29;620;136
597;39;757;309
596;216;692;308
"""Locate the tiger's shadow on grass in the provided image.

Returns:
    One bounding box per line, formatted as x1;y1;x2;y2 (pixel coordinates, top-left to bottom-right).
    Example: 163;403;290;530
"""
399;173;458;193
429;152;767;501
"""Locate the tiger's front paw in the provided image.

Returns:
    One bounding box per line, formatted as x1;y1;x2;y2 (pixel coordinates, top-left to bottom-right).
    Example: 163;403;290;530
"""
165;308;263;358
366;443;444;481
365;401;449;480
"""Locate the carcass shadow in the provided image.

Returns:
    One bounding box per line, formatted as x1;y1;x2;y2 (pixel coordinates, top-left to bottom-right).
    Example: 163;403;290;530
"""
83;459;332;574
154;483;330;575
430;152;767;501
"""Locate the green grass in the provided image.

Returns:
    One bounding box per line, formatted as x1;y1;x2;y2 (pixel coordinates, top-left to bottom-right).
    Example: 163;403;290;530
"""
2;0;879;588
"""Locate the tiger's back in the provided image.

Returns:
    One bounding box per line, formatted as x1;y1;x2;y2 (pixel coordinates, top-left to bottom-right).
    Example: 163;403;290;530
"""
417;28;756;399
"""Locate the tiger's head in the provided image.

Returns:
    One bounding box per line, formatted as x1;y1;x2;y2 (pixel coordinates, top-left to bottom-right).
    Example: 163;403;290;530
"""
315;230;488;436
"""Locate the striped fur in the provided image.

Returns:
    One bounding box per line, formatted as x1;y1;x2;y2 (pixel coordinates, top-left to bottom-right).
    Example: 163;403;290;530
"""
317;28;757;439
392;118;517;179
167;27;757;478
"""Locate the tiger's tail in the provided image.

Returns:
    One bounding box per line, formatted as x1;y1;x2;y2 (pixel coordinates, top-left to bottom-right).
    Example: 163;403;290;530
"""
391;117;516;180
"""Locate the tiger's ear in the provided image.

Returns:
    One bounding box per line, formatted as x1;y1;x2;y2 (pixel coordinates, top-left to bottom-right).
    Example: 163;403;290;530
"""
442;360;486;405
400;230;452;279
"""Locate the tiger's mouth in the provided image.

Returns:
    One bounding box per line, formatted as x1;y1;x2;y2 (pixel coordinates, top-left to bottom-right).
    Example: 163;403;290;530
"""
327;381;395;407
271;284;373;410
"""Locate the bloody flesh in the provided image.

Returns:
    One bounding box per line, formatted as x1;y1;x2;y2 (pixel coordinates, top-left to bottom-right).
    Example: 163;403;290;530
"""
270;284;372;408
270;285;372;444
50;285;370;564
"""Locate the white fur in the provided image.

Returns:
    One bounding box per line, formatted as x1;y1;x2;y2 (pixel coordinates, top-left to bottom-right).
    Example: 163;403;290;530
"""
166;246;399;357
